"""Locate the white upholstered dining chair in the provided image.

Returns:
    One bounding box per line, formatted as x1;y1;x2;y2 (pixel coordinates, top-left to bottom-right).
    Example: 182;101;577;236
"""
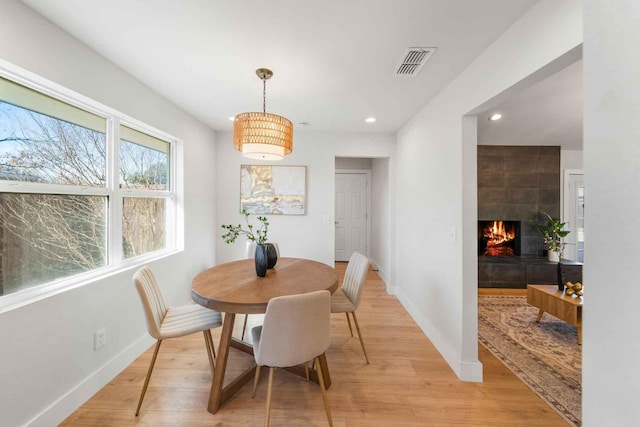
251;290;333;427
331;251;370;363
132;266;222;416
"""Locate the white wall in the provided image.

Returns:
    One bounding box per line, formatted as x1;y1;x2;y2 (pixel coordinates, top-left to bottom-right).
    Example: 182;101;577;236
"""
370;158;390;285
335;157;372;170
561;148;583;170
583;1;640;425
0;1;217;426
394;0;582;381
215;131;394;272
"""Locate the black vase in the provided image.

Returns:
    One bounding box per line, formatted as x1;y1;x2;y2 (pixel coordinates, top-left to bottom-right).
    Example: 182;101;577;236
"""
254;244;268;277
264;243;278;269
557;262;565;292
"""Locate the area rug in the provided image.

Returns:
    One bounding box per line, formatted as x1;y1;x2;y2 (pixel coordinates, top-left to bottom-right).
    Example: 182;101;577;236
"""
478;295;582;426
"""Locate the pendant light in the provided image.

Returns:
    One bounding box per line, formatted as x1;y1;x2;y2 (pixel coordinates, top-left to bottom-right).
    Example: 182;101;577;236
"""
233;68;293;160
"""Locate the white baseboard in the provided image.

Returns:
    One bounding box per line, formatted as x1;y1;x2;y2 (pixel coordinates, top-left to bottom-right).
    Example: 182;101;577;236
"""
26;335;154;427
369;258;394;294
460;360;483;382
394;286;482;382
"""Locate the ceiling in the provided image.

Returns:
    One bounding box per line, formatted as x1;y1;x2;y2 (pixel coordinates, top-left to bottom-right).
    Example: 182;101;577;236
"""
477;60;583;149
21;1;584;150
22;0;540;134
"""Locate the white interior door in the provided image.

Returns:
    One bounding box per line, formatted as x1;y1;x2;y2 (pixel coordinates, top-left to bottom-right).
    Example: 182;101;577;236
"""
335;172;368;261
563;171;585;262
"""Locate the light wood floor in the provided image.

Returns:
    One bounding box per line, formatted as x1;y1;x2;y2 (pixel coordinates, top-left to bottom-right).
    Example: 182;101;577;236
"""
62;265;567;426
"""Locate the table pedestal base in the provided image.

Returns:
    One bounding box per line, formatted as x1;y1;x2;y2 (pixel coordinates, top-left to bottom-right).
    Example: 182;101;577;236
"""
207;312;332;414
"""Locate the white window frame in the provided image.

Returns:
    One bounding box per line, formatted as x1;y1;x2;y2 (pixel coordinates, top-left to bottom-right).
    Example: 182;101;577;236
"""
562;169;584;262
0;60;181;313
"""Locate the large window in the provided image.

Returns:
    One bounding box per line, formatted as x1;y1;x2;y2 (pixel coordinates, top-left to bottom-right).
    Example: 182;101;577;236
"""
0;74;177;301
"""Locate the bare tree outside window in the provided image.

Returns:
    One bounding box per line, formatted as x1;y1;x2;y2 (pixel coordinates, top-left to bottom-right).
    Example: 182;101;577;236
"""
0;193;106;294
122;197;165;259
120;138;168;191
120;136;169;258
0;102;106;185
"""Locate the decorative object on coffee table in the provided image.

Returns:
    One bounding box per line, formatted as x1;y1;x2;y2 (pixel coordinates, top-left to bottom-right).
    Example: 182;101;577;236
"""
221;209;273;277
565;282;583;297
535;212;570;262
557;262;565;291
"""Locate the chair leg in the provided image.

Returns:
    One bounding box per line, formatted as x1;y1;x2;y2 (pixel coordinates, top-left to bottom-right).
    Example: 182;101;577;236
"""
315;356;334;427
241;314;249;340
264;367;276;427
351;311;370;364
252;365;262;398
203;330;215;377
304;361;310;382
136;339;162;416
346;312;354;337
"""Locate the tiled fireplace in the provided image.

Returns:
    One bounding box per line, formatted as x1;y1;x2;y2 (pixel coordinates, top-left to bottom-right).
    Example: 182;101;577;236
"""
477;145;582;288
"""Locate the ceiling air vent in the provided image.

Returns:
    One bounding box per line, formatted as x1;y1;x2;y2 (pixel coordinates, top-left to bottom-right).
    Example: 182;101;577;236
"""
393;47;436;77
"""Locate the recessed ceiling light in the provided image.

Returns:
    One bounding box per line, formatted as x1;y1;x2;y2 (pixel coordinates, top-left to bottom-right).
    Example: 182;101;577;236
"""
229;116;235;121
365;117;376;123
489;113;503;121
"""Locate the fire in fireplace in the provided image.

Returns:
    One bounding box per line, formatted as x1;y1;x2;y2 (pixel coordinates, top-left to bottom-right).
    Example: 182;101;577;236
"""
478;220;520;256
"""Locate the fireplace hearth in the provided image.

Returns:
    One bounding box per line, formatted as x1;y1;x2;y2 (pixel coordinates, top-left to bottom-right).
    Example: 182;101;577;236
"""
478;220;521;257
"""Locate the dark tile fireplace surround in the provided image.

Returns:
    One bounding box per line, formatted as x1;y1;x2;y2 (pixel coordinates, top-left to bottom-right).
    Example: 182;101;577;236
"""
477;146;582;289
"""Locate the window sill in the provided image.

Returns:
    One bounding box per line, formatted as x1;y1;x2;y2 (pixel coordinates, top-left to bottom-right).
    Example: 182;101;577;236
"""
0;248;183;314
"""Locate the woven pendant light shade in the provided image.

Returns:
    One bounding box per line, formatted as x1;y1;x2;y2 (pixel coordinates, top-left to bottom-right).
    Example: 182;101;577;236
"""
233;112;293;160
233;68;293;160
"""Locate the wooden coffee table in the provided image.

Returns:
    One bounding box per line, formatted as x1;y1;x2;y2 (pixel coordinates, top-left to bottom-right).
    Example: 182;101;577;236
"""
526;284;583;344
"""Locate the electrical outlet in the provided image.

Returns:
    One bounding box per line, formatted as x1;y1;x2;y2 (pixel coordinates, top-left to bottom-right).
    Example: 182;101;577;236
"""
94;328;106;350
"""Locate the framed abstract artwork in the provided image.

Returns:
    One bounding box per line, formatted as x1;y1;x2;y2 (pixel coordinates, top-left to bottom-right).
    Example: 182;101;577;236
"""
240;165;306;215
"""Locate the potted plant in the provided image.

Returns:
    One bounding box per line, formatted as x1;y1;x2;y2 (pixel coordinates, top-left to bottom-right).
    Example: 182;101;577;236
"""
535;212;570;262
221;209;277;277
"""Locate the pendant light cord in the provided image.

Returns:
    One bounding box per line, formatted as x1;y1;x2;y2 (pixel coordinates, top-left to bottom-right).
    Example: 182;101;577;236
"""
263;79;267;113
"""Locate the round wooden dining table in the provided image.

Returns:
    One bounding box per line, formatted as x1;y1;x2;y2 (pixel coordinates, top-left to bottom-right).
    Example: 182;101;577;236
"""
192;257;339;415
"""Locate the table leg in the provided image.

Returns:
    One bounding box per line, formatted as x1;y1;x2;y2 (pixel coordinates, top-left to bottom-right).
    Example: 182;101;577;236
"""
535;309;544;323
578;325;582;345
208;312;235;414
